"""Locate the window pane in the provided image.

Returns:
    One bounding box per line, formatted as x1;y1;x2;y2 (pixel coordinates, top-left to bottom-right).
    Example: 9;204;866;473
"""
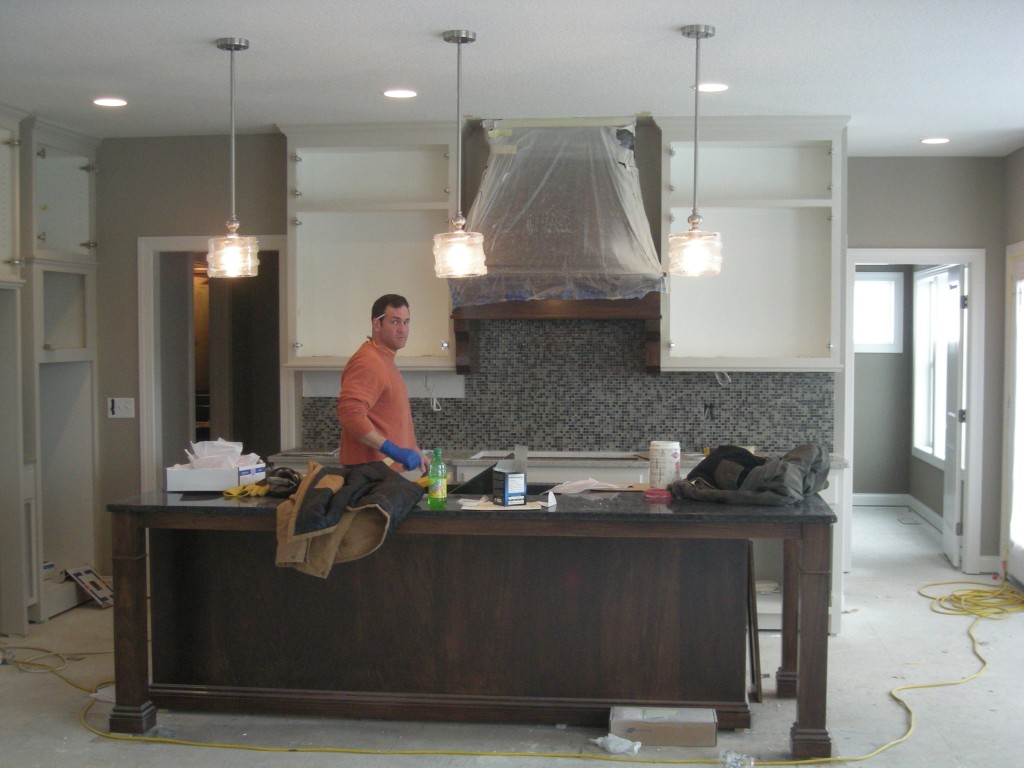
854;272;903;353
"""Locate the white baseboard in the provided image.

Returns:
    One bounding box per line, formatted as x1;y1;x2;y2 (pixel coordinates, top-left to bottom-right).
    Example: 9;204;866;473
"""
852;492;911;508
852;493;942;532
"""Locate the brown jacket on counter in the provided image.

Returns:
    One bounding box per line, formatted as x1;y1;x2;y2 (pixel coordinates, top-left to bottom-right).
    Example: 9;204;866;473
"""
275;460;424;578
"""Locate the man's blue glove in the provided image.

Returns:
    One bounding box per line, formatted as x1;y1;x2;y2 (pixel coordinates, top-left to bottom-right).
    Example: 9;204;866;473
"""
380;440;423;471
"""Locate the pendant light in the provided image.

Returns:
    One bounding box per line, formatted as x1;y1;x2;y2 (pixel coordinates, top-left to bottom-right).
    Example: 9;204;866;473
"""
433;30;487;278
668;24;722;277
206;37;259;278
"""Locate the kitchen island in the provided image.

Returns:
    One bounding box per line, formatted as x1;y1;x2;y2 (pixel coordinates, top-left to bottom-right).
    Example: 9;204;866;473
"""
107;489;835;759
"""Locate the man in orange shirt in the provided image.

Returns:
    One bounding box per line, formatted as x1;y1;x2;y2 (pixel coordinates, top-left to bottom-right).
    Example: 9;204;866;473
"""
336;294;425;472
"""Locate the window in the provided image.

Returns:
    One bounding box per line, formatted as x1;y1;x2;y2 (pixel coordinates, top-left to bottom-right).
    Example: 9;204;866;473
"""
913;267;961;464
854;272;903;353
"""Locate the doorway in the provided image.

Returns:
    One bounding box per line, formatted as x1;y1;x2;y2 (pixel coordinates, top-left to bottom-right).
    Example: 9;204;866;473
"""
845;249;986;573
137;236;286;492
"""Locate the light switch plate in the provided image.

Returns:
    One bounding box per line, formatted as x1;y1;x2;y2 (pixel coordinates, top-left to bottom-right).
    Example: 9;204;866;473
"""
107;397;135;418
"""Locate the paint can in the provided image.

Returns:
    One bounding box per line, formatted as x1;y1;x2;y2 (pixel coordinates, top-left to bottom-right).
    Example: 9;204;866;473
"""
648;440;681;489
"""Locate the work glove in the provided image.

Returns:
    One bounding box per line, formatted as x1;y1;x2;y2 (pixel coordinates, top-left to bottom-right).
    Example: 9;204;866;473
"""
380;440;423;471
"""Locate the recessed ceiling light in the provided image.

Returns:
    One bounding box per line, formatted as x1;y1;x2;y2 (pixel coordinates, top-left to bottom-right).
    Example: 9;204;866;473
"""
921;137;950;145
698;83;728;92
93;97;127;107
384;89;417;99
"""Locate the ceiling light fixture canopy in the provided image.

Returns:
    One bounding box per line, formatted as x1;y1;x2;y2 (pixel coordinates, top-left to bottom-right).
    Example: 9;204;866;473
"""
433;29;487;279
668;24;722;277
207;36;259;278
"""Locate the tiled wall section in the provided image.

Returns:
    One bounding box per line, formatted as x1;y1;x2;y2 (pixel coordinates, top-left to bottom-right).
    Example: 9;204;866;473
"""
303;319;834;454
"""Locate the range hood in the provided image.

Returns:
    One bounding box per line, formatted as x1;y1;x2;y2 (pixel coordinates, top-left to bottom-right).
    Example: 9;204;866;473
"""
449;119;665;309
449;118;665;375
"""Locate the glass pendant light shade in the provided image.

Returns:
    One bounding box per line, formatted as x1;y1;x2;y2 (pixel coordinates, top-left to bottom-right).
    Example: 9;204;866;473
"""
433;229;487;278
668;227;723;276
207;223;260;278
434;30;486;278
669;24;722;278
207;37;259;278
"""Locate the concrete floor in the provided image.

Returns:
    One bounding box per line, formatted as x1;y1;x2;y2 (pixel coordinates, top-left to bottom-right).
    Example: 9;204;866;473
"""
2;506;1022;768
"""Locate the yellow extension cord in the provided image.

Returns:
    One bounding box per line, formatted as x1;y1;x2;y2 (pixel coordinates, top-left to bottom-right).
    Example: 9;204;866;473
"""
4;576;1023;767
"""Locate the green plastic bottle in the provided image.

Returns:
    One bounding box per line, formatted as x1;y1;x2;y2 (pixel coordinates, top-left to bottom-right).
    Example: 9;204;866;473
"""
427;448;447;509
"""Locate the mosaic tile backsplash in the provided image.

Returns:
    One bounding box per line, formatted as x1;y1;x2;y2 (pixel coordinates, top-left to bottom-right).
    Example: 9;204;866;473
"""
302;319;834;454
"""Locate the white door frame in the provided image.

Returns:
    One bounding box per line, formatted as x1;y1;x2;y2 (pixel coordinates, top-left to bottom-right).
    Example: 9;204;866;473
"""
845;248;988;574
1003;241;1024;584
137;235;286;493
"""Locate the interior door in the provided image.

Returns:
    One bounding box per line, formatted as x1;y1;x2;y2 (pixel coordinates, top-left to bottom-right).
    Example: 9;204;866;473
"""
942;266;967;567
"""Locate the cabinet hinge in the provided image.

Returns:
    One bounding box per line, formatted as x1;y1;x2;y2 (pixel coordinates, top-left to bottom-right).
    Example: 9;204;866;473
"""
36;147;46;159
80;163;96;173
961;294;968;309
80;241;98;250
290;152;303;162
958;409;967;424
2;138;20;147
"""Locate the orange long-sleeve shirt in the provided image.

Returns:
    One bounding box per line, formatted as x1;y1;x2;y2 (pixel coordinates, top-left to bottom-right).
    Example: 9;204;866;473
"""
337;340;418;465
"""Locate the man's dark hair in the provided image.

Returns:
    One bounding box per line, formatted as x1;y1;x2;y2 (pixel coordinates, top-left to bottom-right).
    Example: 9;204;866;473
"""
371;294;409;320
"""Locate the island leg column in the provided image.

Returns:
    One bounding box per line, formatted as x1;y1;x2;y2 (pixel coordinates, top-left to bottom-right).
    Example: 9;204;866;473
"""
789;522;832;759
108;509;157;734
775;538;799;697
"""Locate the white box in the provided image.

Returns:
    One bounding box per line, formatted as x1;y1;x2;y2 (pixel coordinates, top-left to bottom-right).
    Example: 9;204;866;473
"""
165;463;267;492
609;706;717;747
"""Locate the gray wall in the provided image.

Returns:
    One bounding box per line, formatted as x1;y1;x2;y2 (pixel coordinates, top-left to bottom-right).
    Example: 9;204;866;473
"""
1007;146;1024;244
848;157;1006;555
94;134;287;568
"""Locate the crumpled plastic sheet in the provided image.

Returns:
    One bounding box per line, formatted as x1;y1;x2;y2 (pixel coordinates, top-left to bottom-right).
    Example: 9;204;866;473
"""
451;122;665;307
590;733;641;754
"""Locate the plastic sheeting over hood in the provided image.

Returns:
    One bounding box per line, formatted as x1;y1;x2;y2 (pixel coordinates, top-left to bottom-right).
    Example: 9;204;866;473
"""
449;123;665;308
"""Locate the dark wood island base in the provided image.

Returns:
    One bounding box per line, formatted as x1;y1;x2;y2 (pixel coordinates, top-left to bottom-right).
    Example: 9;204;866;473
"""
108;491;834;759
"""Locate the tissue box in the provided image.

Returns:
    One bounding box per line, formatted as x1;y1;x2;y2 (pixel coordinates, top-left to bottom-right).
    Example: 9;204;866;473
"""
165;463;267;492
609;706;717;747
492;464;526;506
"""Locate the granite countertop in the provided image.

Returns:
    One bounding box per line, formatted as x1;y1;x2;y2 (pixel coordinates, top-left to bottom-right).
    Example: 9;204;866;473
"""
109;488;836;526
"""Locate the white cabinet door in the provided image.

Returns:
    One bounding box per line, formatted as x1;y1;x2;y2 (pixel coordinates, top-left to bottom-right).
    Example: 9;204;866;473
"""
658;117;846;371
282;124;457;370
20;118;97;264
0;118;18;283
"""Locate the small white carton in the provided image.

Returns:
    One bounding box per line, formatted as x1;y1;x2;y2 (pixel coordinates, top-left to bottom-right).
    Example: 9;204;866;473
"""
165;463;266;492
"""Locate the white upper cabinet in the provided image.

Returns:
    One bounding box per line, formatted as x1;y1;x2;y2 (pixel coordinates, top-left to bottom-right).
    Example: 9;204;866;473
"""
658;117;847;371
19;118;97;264
280;124;457;370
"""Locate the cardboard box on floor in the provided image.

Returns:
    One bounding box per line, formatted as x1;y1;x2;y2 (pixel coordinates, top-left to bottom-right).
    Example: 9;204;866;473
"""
609;706;717;747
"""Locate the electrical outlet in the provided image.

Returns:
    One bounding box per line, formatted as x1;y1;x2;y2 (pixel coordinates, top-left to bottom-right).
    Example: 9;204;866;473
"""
107;397;135;419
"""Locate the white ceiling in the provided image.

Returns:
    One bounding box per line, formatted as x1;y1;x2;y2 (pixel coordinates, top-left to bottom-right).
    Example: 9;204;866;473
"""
2;0;1023;157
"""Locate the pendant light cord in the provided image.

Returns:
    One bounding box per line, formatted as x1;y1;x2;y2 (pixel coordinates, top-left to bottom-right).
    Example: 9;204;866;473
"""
691;33;701;223
229;46;237;226
454;38;464;223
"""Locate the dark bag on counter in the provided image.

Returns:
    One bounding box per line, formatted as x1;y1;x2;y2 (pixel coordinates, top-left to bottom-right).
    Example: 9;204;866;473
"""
672;443;830;506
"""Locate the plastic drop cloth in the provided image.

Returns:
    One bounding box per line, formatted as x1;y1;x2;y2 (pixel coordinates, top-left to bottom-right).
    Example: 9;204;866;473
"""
450;124;665;308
